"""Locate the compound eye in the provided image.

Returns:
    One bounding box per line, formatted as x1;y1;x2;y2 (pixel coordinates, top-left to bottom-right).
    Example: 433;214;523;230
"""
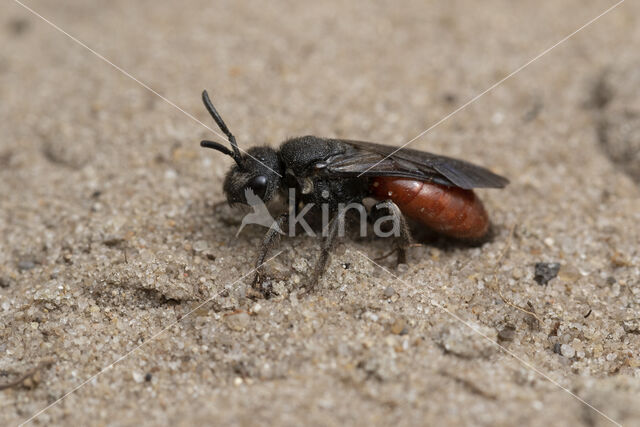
248;175;268;200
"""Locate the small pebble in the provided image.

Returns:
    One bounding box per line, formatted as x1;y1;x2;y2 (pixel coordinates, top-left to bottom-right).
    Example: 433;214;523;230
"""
225;311;250;331
558;264;580;282
0;276;12;288
435;321;497;358
497;324;516;342
511;268;523;280
391;318;408;335
18;260;36;271
145;373;152;382
383;286;395;298
22;370;41;389
192;240;208;253
560;344;575;358
8;18;30;35
534;262;560;285
292;259;308;273
250;303;262;314
102;236;124;247
622;319;640;334
132;371;144;383
164;169;177;180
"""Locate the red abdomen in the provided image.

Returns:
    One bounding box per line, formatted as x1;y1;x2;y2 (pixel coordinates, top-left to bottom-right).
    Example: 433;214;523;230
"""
370;177;490;240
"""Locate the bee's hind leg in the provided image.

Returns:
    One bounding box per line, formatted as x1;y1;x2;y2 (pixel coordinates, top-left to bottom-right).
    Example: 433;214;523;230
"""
371;200;412;266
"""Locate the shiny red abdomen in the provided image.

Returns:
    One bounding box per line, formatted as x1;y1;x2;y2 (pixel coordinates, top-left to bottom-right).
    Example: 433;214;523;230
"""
370;177;490;240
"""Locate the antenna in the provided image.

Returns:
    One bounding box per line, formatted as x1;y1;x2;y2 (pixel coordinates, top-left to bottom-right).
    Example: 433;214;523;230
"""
200;90;244;168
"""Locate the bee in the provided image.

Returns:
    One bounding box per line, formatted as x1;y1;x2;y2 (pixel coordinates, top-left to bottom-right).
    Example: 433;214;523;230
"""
199;90;508;296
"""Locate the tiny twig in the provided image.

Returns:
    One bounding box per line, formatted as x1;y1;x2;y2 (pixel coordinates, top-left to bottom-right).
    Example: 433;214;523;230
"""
374;243;422;261
439;369;496;400
0;359;54;391
492;224;543;325
374;247;398;261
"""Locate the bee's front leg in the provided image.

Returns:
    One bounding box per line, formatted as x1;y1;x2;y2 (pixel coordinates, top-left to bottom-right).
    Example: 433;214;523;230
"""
249;212;289;298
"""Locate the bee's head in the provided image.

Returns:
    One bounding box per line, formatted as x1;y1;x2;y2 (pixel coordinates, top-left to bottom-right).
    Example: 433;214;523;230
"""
199;90;283;204
220;146;282;204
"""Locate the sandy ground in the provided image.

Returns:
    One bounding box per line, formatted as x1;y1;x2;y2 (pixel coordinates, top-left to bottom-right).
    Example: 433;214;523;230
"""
1;0;640;426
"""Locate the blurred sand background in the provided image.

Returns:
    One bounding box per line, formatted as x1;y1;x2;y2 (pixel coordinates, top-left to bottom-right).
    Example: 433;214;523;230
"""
1;0;639;425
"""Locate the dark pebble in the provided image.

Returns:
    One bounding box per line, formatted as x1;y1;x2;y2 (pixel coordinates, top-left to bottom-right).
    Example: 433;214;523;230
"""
17;260;36;271
443;92;457;103
103;237;124;247
0;276;12;288
8;18;30;36
145;373;152;382
553;342;562;354
534;262;560;286
497;324;516;342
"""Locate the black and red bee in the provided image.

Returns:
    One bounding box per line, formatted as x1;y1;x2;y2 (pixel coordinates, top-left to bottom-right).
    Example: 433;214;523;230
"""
199;90;508;296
